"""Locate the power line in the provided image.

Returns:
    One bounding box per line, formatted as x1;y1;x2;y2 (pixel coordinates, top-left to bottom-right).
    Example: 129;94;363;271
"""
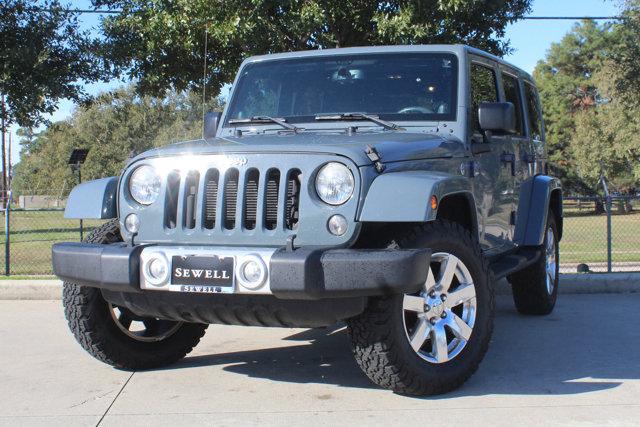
522;16;621;20
28;8;623;20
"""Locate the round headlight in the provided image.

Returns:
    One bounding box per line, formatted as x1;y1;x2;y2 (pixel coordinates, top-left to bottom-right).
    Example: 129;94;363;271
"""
315;162;355;205
129;165;161;205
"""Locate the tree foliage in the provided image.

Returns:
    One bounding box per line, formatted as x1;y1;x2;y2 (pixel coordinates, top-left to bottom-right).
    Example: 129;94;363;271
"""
0;0;107;127
612;0;640;106
11;87;223;196
95;0;532;98
533;10;640;194
533;20;617;193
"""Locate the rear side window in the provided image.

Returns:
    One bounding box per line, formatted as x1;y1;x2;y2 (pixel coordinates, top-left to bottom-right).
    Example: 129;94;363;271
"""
524;82;543;140
502;73;524;136
470;63;498;134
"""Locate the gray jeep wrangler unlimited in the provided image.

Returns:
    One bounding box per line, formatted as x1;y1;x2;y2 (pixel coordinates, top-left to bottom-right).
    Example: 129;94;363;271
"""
53;45;562;396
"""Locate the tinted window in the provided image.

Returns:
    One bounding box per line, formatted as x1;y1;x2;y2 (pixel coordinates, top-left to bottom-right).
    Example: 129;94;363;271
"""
470;63;498;133
524;82;542;140
226;53;458;124
502;73;524;136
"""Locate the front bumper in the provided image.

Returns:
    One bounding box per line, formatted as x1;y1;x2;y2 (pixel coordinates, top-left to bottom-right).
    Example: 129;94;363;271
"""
52;243;430;300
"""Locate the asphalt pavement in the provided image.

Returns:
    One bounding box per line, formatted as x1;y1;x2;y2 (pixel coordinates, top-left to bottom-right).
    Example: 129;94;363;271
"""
1;294;639;426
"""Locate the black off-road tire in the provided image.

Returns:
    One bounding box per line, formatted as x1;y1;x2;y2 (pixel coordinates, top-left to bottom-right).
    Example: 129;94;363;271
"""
62;220;208;370
508;211;559;315
346;220;494;396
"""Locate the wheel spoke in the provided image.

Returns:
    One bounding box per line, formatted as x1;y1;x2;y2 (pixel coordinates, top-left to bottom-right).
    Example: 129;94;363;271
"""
403;295;425;313
438;254;458;293
424;266;436;292
447;312;473;341
546;270;555;293
547;229;555;253
431;323;449;363
445;283;476;309
409;319;431;352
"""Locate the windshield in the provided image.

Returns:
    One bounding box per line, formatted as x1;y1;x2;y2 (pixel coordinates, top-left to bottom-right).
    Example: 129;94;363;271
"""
225;53;458;125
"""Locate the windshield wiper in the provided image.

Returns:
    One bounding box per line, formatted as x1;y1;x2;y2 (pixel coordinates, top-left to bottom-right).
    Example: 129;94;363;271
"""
315;112;404;131
228;115;300;132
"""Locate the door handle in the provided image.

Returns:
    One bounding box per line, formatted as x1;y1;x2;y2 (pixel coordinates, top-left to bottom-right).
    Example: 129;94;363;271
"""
500;152;516;176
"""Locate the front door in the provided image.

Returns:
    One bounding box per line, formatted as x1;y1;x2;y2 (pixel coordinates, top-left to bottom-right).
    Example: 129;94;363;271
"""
468;57;515;253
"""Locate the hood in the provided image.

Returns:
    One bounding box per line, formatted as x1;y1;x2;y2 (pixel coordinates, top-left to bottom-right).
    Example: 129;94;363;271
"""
130;131;467;167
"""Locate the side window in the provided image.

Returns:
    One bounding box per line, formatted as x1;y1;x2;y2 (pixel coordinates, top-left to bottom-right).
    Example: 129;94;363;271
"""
502;73;524;136
524;82;542;140
470;63;498;134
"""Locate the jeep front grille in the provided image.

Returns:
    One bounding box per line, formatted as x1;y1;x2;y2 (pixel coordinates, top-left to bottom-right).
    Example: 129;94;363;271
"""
120;154;360;247
164;166;300;233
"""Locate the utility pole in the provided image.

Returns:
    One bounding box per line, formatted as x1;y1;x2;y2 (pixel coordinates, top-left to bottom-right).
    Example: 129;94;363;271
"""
7;131;11;190
0;94;6;208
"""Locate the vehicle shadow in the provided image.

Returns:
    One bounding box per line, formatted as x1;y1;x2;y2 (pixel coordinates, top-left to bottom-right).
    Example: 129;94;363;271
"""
172;295;640;397
176;324;377;390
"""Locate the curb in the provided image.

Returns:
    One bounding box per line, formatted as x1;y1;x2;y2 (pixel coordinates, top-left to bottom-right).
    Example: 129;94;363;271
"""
495;273;640;295
0;274;638;300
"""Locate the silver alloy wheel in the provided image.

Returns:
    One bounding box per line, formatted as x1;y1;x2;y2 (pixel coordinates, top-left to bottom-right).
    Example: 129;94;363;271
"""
402;252;477;364
545;226;557;295
109;303;183;343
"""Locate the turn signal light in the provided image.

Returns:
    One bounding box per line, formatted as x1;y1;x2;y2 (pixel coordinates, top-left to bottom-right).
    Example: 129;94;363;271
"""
430;195;438;210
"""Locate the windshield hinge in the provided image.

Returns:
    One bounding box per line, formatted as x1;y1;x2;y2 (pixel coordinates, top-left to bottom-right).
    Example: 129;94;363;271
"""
365;145;385;173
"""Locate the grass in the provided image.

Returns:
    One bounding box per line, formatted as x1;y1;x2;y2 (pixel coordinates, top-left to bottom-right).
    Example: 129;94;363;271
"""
561;211;640;265
0;208;638;276
0;210;104;276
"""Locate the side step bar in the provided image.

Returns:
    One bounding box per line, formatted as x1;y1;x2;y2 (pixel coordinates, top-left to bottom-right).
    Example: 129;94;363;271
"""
489;247;542;280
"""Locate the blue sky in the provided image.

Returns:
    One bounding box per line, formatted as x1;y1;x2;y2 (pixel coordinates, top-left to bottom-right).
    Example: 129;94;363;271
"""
6;0;622;165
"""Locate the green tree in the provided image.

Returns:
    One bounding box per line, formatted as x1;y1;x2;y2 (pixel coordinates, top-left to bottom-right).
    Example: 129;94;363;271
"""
533;20;617;193
611;0;640;106
95;0;532;97
0;0;108;127
569;63;640;191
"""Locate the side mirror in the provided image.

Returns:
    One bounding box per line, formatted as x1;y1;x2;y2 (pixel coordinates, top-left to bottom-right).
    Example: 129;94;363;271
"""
478;102;516;135
203;111;222;139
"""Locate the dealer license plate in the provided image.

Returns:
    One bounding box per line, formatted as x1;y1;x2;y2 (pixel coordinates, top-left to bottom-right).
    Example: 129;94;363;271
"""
171;255;234;290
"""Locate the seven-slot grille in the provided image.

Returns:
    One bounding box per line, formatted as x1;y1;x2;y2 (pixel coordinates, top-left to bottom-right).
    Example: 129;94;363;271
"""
164;166;301;232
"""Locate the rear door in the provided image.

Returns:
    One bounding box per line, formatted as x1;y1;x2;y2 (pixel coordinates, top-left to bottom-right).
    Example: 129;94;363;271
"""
522;81;546;174
499;69;530;240
468;56;515;253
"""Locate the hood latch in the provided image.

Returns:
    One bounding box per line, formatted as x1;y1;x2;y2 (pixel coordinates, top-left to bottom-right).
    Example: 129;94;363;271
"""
365;145;385;173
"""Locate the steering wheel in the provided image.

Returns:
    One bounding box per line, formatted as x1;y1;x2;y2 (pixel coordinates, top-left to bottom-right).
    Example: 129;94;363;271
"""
397;106;434;114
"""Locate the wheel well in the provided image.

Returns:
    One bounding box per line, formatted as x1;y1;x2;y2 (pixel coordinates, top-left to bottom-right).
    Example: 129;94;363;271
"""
353;193;478;249
435;193;478;238
549;189;563;240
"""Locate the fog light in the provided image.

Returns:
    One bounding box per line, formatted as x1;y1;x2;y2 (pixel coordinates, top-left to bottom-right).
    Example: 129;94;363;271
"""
144;255;169;286
243;261;261;282
236;255;267;290
125;214;140;234
328;214;348;236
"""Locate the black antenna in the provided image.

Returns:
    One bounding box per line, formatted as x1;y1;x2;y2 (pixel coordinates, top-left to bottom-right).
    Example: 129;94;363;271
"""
201;24;209;139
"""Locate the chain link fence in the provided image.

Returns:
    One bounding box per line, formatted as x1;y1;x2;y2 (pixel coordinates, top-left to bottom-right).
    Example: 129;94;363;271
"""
0;208;104;275
0;196;638;276
561;196;640;273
